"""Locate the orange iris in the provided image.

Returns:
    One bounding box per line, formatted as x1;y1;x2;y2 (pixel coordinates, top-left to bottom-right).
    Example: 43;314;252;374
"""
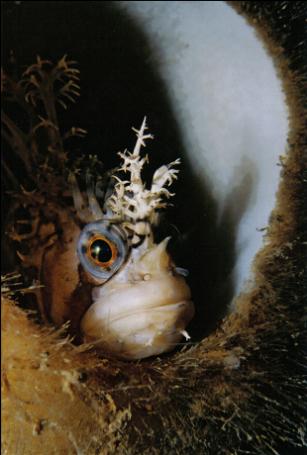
86;235;118;268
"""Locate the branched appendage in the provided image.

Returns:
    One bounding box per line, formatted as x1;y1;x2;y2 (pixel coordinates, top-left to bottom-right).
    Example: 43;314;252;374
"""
21;55;80;109
21;55;81;160
2;56;94;322
2;55;86;188
106;117;180;233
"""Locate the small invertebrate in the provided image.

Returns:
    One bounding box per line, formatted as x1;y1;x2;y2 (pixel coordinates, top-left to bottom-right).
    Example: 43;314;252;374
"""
73;118;195;359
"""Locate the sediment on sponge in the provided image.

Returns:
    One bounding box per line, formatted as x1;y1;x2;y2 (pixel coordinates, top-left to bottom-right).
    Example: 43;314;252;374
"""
2;228;306;454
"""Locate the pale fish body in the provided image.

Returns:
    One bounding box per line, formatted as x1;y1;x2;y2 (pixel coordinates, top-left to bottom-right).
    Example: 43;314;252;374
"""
74;118;195;360
82;239;194;360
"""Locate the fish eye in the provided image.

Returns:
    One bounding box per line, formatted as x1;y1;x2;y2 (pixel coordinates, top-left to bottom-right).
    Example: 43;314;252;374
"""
87;236;117;267
77;221;128;281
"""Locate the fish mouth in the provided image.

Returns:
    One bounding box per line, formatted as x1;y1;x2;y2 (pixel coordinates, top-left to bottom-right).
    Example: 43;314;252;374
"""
80;249;195;359
82;299;195;360
97;299;194;325
81;298;194;335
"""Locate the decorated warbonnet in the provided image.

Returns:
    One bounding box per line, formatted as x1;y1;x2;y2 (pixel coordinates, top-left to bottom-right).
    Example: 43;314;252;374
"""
2;56;194;360
70;118;194;359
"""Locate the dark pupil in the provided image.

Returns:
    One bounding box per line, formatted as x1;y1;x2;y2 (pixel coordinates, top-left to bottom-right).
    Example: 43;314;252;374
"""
90;239;112;264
